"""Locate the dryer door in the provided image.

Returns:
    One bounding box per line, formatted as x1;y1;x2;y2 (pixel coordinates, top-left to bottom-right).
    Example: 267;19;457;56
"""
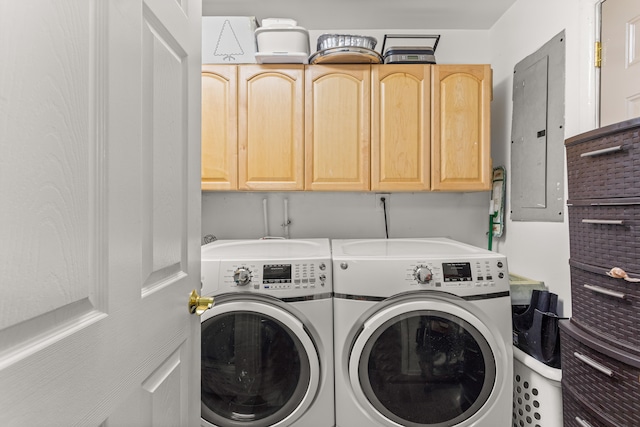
349;298;504;427
200;299;320;427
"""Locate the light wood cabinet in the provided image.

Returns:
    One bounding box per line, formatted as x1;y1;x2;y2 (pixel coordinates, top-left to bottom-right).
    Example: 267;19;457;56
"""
305;65;371;191
201;65;237;191
201;64;492;192
238;65;305;191
431;64;492;191
372;65;431;191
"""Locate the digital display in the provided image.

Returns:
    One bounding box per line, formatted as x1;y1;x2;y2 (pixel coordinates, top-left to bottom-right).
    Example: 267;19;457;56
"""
263;264;291;283
442;262;473;282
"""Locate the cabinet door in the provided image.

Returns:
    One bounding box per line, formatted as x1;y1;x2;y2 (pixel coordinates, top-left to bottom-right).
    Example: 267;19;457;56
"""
202;65;237;190
305;65;370;191
432;65;492;191
238;65;305;191
372;65;430;191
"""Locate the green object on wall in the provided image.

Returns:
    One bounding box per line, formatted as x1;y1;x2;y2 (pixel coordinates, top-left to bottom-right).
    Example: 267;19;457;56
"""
489;166;506;250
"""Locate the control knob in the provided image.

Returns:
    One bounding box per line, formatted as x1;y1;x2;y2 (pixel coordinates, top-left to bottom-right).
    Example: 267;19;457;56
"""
233;267;252;286
414;266;433;284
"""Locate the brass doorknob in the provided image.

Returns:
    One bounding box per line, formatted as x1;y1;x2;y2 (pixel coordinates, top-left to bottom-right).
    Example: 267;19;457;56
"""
188;290;214;315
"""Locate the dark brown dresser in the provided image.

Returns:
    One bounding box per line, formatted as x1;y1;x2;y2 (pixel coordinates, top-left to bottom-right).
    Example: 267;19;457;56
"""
562;117;640;427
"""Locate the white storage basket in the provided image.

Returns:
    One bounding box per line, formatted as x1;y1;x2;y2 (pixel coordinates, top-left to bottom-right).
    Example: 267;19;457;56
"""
512;346;563;427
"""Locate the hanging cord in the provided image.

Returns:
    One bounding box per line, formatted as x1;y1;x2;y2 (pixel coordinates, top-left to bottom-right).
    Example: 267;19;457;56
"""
488;214;494;251
381;197;389;238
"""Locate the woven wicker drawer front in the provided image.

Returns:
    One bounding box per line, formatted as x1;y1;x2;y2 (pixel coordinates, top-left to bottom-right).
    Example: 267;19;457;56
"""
560;328;640;427
562;386;610;427
568;204;640;273
566;126;640;200
570;263;640;355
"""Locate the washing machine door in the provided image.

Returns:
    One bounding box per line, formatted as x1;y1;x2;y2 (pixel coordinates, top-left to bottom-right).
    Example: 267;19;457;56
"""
349;298;503;427
200;298;320;427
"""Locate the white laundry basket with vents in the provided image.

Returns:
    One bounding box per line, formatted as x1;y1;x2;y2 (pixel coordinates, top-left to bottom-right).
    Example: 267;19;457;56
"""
512;346;563;427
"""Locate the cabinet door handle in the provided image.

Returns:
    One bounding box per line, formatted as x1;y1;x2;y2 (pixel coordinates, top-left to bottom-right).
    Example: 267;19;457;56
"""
584;283;626;299
581;219;625;225
574;352;614;377
580;145;623;157
575;416;594;427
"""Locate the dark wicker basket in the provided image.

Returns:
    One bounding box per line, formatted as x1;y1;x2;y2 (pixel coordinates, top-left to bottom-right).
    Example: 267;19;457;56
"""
559;321;640;427
561;385;610;427
565;121;640;200
569;260;640;356
568;201;640;274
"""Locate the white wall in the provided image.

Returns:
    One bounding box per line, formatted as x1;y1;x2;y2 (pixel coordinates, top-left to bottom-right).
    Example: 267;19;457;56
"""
202;191;490;246
201;29;495;248
489;0;600;316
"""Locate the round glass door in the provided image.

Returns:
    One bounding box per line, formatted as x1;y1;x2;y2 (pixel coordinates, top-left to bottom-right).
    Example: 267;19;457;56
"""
201;309;313;427
355;310;496;427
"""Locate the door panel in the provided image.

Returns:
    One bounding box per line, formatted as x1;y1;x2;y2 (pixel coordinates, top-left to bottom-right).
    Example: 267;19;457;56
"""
601;0;640;126
140;347;189;427
238;65;305;191
142;5;186;287
202;65;238;191
431;65;492;191
107;344;191;427
0;0;202;425
305;65;371;191
0;0;96;332
372;65;431;191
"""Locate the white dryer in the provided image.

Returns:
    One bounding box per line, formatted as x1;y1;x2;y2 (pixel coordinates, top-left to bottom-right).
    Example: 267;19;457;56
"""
332;238;513;427
200;239;333;427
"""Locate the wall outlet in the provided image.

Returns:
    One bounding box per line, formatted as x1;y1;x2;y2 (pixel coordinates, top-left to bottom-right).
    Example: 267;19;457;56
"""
375;193;390;211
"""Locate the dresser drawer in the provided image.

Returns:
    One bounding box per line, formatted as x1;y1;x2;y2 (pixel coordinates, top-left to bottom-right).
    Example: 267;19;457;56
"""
568;202;640;273
566;123;640;200
570;261;640;355
559;321;640;427
562;386;610;427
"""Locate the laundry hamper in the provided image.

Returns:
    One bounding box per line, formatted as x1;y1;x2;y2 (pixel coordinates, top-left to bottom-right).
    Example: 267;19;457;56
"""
512;346;563;427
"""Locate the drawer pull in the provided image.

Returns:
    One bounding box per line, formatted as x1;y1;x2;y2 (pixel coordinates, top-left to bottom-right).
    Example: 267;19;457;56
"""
591;201;639;206
580;145;623;157
581;219;625;225
575;416;594;427
583;283;626;299
574;351;614;377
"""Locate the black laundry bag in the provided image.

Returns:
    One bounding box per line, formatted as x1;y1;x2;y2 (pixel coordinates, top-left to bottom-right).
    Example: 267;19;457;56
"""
512;290;562;368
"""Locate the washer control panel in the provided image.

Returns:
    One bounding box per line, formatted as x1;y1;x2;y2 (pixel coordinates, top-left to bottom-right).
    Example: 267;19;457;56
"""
405;259;507;289
221;260;329;291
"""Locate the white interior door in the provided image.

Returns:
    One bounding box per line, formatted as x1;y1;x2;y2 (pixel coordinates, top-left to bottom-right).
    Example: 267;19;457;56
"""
600;0;640;126
0;0;202;426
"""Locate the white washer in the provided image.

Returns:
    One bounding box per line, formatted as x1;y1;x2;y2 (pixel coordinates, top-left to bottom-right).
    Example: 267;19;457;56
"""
332;238;513;427
200;239;333;427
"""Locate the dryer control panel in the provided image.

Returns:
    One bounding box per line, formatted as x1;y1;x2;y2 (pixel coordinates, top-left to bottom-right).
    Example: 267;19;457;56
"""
216;259;331;297
405;259;506;290
331;238;510;297
201;238;332;297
